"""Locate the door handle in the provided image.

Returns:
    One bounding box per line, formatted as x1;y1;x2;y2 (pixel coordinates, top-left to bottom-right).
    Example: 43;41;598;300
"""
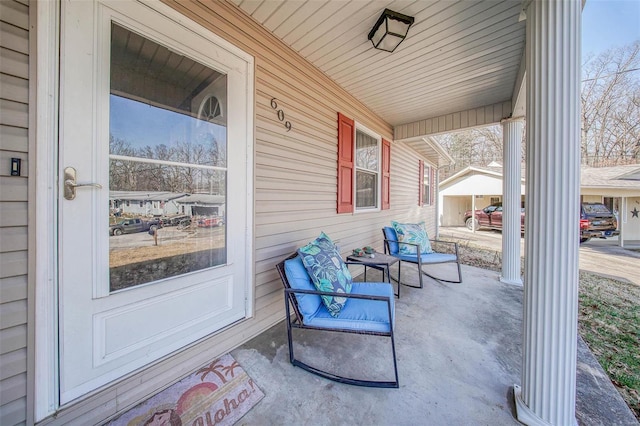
64;167;102;200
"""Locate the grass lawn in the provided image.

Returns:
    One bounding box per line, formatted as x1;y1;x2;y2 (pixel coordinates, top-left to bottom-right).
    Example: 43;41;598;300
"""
578;271;640;420
446;241;640;420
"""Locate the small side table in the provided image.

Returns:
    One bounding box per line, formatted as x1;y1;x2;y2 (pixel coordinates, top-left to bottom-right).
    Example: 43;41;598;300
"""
346;252;400;298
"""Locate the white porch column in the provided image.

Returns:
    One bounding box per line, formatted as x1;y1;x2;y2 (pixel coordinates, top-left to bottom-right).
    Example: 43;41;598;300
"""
501;117;524;285
515;1;581;426
471;194;476;232
619;197;626;248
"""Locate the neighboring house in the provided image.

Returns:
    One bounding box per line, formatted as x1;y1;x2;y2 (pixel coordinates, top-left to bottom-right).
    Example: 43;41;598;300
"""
0;1;585;425
109;191;226;218
438;164;640;244
109;191;188;216
581;165;640;245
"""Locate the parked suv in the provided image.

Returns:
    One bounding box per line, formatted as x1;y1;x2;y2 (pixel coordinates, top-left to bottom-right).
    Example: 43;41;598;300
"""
580;203;619;243
109;218;161;236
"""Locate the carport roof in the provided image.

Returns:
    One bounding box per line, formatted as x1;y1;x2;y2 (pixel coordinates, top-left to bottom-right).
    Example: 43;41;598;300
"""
439;165;525;189
441;164;640;191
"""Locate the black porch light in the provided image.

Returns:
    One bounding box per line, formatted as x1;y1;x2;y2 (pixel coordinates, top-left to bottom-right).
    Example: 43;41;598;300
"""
367;9;415;52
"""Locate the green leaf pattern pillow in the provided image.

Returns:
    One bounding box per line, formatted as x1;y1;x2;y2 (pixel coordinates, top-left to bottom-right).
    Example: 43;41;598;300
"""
298;232;352;317
391;221;434;255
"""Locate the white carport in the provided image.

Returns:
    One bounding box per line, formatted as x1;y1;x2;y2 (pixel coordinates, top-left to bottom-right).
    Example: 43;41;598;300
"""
438;166;526;227
440;165;640;246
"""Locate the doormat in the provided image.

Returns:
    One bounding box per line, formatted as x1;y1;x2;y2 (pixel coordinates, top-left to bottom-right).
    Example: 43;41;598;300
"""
107;354;264;426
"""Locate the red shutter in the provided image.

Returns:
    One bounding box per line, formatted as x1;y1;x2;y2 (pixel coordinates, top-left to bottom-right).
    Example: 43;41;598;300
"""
418;160;424;206
337;113;355;213
381;138;391;210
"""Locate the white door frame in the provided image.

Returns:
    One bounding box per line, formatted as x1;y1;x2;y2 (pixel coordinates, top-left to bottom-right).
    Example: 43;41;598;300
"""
34;1;254;420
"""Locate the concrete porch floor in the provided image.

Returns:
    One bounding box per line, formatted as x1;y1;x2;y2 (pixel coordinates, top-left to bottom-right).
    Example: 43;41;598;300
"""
231;263;638;425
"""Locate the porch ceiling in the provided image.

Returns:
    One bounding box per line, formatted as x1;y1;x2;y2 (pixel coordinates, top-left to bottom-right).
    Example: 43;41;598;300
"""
232;0;526;127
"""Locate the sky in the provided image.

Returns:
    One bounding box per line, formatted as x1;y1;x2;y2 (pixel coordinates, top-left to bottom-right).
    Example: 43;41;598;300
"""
581;0;640;57
110;95;226;152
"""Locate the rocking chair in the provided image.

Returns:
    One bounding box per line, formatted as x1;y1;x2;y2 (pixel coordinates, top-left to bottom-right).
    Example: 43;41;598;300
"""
276;252;399;388
382;227;462;288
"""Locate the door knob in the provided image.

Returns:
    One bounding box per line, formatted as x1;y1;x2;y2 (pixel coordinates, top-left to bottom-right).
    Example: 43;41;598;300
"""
64;167;102;200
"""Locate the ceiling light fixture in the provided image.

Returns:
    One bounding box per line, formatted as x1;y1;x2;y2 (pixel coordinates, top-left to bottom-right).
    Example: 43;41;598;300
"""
368;9;415;52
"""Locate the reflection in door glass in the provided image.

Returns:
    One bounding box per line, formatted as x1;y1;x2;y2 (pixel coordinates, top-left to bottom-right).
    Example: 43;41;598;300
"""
109;23;227;292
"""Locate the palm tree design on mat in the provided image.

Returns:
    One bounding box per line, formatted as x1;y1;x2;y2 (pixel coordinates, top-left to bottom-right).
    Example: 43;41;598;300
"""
197;358;241;383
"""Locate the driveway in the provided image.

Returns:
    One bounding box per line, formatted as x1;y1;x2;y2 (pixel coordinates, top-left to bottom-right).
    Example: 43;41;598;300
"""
439;227;640;286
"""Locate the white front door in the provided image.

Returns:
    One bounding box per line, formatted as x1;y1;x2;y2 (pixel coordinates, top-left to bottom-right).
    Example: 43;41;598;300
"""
58;0;253;403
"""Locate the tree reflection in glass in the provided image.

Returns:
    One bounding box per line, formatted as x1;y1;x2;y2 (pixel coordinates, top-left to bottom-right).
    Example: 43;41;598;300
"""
108;23;228;292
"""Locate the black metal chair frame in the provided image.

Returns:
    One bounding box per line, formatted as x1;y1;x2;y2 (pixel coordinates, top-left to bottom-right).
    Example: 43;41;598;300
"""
276;253;399;388
382;229;462;288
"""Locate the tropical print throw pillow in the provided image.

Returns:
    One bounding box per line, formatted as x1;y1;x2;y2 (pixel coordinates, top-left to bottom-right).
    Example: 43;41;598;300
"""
391;221;434;255
298;232;353;317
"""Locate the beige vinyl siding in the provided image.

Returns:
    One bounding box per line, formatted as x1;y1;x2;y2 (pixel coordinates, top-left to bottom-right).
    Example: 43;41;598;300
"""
37;1;438;423
0;1;29;425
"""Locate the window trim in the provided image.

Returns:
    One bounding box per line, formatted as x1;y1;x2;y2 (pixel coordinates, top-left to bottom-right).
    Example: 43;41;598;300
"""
336;112;390;213
354;122;382;212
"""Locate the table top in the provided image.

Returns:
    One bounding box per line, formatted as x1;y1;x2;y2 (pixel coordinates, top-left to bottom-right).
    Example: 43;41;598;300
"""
346;252;399;266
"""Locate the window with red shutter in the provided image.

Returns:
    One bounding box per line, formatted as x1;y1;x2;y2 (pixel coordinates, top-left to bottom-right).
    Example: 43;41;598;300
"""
337;113;389;213
418;160;424;206
419;160;435;206
430;167;436;206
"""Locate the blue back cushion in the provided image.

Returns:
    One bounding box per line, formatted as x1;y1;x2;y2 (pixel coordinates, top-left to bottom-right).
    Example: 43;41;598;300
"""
284;256;322;319
383;227;400;255
391;221;434;255
298;232;352;318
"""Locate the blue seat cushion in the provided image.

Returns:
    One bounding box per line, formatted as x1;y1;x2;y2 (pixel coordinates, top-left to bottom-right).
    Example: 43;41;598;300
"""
284;255;322;319
397;252;457;264
383;227;400;255
304;282;395;333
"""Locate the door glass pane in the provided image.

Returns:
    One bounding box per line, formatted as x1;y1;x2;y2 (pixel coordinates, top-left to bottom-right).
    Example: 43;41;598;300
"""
109;23;227;292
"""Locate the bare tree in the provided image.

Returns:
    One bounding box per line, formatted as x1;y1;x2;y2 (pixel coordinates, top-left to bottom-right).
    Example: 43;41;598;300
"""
436;42;639;172
109;133;226;194
581;41;640;166
437;125;508;179
109;135;143;191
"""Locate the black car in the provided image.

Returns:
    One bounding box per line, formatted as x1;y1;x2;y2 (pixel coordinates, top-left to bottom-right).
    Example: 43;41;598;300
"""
579;203;619;243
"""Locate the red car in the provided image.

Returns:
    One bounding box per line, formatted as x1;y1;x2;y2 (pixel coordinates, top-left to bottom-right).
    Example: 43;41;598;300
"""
197;216;225;228
464;203;525;232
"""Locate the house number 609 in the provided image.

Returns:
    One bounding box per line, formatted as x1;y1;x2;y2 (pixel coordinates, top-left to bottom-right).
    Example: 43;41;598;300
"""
270;98;292;132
